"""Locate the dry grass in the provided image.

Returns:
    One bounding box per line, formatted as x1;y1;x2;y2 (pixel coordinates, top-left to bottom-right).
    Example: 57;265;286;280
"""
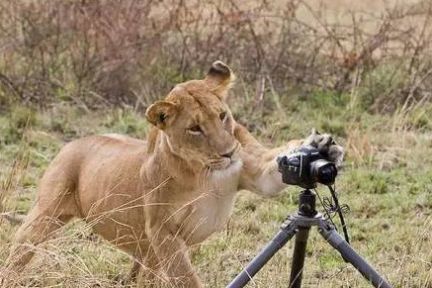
0;102;431;287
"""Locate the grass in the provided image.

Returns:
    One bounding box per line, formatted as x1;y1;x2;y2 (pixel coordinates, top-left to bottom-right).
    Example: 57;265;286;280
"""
0;89;431;287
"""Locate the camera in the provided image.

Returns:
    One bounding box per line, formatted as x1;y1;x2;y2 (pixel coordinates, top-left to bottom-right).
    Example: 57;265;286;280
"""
277;145;337;189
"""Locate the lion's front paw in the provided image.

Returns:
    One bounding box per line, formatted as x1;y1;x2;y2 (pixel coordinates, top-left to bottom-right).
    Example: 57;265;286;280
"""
303;129;344;167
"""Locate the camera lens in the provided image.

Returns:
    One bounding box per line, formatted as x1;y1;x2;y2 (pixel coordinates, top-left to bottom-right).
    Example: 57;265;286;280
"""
310;159;337;185
318;165;337;184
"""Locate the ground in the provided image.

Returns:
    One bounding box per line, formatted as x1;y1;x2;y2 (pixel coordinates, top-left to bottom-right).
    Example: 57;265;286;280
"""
0;93;431;287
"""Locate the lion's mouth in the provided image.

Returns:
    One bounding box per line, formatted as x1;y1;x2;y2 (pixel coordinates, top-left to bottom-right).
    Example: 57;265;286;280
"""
208;157;239;171
207;144;242;171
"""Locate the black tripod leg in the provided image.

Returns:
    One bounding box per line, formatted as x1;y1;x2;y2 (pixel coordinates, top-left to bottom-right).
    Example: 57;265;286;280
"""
227;222;298;288
289;227;310;288
318;223;393;288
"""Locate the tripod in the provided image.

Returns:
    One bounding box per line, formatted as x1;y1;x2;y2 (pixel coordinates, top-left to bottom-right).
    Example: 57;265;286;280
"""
227;189;392;288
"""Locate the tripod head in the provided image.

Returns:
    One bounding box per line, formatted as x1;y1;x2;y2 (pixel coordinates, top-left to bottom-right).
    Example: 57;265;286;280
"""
290;184;350;245
298;189;317;217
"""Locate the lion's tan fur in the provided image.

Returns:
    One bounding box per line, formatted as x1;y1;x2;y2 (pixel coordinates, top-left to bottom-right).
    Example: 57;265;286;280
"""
2;61;343;287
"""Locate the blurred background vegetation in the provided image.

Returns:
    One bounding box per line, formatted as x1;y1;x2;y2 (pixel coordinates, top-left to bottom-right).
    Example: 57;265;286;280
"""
0;0;431;287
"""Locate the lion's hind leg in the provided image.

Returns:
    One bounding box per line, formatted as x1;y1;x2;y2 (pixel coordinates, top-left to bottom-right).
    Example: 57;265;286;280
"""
2;164;80;285
1;207;75;286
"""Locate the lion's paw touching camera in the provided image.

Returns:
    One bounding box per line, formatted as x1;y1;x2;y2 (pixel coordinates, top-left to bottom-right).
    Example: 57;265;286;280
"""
303;129;344;167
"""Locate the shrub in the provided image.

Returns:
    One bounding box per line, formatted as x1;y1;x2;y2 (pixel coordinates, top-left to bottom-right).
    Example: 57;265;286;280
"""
0;0;430;114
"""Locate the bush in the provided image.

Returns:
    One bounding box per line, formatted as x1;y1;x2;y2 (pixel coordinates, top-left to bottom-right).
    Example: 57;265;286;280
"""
0;0;431;113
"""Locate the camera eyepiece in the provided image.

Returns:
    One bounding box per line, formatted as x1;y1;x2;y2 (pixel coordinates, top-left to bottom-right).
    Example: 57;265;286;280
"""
277;145;337;189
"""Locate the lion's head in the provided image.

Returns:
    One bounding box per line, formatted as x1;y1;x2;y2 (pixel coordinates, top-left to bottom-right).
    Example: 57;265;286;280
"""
145;61;240;171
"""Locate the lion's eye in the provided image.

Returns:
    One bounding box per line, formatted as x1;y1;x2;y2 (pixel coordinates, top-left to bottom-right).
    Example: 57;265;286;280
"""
187;125;203;135
219;111;227;122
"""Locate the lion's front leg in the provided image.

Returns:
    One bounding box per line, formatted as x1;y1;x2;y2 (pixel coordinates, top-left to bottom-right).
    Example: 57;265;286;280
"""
145;212;202;288
147;227;201;287
237;140;302;196
235;124;344;197
235;123;301;196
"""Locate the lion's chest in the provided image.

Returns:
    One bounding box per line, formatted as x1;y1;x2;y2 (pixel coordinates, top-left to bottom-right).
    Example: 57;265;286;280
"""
179;161;242;245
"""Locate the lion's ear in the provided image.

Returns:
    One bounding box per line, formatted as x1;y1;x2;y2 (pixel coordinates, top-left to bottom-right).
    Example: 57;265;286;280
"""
145;101;178;129
204;60;235;101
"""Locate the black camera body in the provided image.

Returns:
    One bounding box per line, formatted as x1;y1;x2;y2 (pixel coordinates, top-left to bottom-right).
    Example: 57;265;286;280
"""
277;145;337;189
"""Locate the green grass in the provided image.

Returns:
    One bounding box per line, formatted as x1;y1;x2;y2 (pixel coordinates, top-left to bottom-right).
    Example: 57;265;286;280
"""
0;92;431;287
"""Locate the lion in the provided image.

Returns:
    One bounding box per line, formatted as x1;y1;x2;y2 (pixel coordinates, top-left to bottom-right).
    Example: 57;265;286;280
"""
2;61;343;287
